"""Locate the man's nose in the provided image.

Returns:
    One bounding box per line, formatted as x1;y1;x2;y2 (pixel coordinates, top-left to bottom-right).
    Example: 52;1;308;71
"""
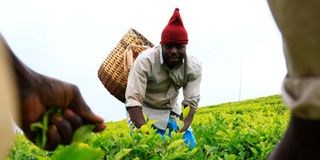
171;47;178;55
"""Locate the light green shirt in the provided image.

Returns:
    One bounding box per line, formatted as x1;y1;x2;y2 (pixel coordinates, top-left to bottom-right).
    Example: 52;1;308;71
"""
125;45;201;129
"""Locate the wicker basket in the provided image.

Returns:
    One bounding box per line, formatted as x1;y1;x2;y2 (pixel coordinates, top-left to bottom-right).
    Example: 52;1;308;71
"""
98;28;154;103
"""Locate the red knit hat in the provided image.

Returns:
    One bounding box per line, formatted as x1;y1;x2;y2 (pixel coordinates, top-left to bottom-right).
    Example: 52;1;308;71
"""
160;8;188;45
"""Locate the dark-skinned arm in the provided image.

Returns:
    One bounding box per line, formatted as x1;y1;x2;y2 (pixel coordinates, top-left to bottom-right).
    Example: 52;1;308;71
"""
1;34;105;150
269;114;320;160
180;106;196;132
126;106;146;128
267;0;320;159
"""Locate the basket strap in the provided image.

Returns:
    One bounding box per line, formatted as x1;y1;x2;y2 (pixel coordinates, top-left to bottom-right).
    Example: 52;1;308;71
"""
123;44;150;72
182;54;188;87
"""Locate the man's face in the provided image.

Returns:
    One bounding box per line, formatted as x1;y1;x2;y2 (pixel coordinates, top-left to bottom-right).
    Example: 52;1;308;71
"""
162;43;186;69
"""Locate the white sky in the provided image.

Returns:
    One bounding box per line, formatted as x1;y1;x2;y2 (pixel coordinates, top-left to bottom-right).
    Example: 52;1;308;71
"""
0;0;287;122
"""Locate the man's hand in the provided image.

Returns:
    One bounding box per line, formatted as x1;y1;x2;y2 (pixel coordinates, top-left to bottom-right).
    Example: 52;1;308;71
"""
179;106;196;132
1;35;106;151
19;75;106;150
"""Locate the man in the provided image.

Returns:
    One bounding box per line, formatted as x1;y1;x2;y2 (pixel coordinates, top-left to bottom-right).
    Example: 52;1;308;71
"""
125;8;202;149
0;33;106;157
267;0;320;159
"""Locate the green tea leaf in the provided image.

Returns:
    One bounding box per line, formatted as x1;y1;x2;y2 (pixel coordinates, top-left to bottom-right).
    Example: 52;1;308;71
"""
51;143;104;160
190;147;199;156
139;144;149;149
250;147;258;155
182;106;190;120
224;154;236;160
30;108;59;148
30;122;44;131
115;148;132;160
72;124;95;143
167;139;184;150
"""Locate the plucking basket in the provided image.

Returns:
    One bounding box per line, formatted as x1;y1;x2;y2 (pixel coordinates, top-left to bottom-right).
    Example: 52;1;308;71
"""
98;28;154;103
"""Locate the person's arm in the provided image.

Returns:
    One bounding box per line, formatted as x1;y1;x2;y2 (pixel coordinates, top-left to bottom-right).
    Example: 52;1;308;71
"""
126;107;146;128
180;106;196;132
267;0;320;159
125;56;149;129
1;34;105;150
180;59;202;132
269;114;320;160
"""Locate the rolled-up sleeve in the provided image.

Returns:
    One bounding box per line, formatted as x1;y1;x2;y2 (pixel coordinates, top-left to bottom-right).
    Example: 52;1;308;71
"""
182;59;202;108
282;75;320;120
125;57;149;108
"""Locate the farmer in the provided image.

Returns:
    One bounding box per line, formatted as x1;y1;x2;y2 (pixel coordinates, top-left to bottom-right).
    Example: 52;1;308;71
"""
125;8;202;149
267;0;320;159
0;34;106;157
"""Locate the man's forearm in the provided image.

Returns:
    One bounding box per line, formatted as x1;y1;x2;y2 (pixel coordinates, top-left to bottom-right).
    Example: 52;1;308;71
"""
180;107;196;132
127;106;146;128
1;36;40;90
269;113;320;159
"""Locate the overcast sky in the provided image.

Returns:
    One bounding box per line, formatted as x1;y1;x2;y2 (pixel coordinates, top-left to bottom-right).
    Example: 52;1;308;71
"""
0;0;287;122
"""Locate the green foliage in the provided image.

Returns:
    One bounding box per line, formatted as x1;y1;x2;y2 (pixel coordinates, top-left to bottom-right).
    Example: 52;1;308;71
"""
182;105;190;120
8;133;50;160
30;108;62;148
72;124;95;143
8;95;289;159
51;143;104;160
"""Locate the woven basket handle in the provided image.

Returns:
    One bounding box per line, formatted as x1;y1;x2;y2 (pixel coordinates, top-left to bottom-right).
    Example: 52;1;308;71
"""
123;44;150;72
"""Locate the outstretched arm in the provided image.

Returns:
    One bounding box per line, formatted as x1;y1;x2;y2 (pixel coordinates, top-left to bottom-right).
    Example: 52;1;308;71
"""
181;59;202;132
1;34;106;150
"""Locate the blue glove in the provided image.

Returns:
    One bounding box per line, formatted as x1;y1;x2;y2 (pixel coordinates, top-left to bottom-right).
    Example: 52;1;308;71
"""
167;117;179;137
183;129;196;149
167;117;179;132
155;129;166;140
